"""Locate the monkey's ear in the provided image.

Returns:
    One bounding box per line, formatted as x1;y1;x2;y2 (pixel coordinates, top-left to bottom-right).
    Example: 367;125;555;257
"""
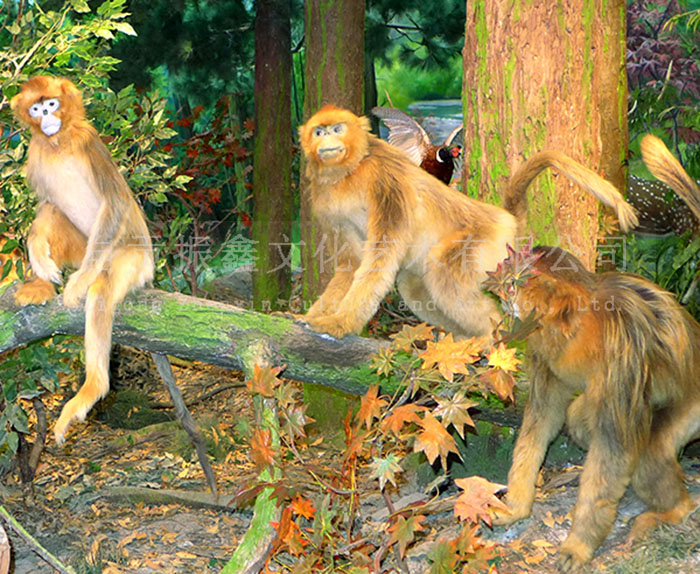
10;93;21;112
58;78;81;101
358;115;371;132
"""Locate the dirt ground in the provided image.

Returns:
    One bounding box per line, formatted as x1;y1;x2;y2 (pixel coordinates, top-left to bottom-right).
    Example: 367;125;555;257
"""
2;352;700;574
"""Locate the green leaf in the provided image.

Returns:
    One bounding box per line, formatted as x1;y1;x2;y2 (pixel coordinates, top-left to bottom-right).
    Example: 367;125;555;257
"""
94;26;115;40
7;432;19;454
71;0;91;13
113;21;136;36
1;259;12;281
1;239;18;253
428;539;458;574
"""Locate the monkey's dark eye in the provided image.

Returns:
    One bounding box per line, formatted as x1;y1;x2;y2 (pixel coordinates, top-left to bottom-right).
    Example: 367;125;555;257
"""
313;127;325;137
45;98;59;110
29;104;42;118
331;123;346;135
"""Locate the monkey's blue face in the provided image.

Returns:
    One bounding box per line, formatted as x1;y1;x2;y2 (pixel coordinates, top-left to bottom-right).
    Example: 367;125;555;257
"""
28;98;62;136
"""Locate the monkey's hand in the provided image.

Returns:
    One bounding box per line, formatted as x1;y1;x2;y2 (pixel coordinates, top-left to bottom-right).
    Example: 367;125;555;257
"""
557;534;594;572
304;313;357;339
62;270;92;307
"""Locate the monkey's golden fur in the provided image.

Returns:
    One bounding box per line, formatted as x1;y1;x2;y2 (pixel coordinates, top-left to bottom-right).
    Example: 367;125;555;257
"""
11;76;153;444
496;136;700;571
299;105;637;339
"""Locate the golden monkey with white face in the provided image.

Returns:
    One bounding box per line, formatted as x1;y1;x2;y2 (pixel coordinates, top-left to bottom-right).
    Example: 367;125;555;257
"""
11;76;154;444
298;105;638;340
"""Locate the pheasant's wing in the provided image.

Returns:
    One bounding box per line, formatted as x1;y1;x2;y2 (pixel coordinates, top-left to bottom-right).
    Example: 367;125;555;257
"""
444;123;463;147
372;106;431;166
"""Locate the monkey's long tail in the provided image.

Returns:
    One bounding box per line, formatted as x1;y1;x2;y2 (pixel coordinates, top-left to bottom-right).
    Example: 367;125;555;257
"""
504;150;639;233
53;274;114;444
640;135;700;221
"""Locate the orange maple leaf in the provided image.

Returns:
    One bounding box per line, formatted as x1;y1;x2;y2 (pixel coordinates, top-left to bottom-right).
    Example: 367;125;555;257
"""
380;403;426;437
480;368;517;402
453;476;509;526
356;385;388;429
433;393;477;439
250;428;276;470
413;413;460;469
291;495;316;520
419;334;481;381
486;343;520;372
246;364;285;396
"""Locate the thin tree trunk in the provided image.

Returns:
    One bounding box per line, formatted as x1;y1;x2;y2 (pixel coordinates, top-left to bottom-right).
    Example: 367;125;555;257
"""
300;0;365;306
252;0;294;312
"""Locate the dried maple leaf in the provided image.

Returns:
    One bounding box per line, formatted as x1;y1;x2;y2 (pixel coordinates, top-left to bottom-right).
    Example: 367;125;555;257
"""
390;322;435;351
369;453;404;490
370;346;396;377
413;413;460;469
486;343;520;372
356;384;388;429
433;393;477;439
250;428;276;470
388;514;425;558
479;368;517;402
246;364;285;397
283;403;314;439
380;403;426;437
419;333;481;381
453;476;509;527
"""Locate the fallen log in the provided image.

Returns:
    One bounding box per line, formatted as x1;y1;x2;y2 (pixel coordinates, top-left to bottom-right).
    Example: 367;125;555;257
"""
0;284;383;395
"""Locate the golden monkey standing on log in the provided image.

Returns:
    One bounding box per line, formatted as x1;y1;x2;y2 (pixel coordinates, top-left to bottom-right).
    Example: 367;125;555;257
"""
492;135;700;571
11;76;154;444
298;105;638;340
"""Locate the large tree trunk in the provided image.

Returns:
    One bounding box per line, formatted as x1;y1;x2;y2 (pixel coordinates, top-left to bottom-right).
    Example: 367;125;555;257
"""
0;286;381;396
300;0;365;306
463;0;628;270
252;0;294;312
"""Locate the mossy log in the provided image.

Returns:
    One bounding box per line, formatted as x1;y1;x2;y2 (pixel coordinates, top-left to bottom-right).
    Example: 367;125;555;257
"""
0;285;382;395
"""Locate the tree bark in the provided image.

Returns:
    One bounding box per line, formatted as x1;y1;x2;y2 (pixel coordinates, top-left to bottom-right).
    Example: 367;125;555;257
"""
463;0;628;270
0;286;381;396
300;0;365;305
252;0;294;312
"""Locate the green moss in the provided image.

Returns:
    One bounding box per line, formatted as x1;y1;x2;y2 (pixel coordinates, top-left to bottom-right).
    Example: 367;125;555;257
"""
333;3;345;94
581;0;595;125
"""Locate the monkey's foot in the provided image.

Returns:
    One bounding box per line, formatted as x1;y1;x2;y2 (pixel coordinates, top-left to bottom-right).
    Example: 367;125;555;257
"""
53;396;90;445
14;279;57;306
491;504;529;527
304;313;355;338
62;271;90;307
271;310;306;322
557;535;593;572
630;496;697;540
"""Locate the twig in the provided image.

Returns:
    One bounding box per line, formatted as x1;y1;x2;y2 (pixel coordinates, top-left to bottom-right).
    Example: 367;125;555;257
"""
0;506;76;574
151;352;218;500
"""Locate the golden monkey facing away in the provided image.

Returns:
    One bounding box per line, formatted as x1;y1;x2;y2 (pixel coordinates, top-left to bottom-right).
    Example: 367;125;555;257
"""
11;76;154;444
490;134;700;571
298;105;638;340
